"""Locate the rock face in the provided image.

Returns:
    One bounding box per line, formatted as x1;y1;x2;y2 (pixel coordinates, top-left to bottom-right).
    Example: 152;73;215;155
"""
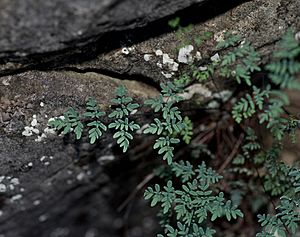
0;0;300;237
0;0;204;58
0;71;159;237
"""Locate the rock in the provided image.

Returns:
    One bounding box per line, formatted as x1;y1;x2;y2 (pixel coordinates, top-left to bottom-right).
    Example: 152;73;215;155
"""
1;112;10;122
0;71;159;235
54;0;300;84
0;0;300;236
0;0;205;58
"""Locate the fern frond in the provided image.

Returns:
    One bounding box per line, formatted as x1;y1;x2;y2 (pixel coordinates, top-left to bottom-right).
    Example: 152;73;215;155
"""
108;85;140;152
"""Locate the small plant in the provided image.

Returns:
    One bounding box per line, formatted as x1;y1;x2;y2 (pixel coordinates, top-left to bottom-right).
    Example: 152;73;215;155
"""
144;161;243;236
84;98;107;144
108;85;140;152
49;27;300;236
217;32;261;85
144;82;185;164
48;107;84;139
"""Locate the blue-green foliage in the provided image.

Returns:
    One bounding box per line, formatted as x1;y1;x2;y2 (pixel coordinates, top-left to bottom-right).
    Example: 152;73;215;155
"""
84;98;107;144
108;85;140;152
180;116;193;144
232;85;270;123
49;107;84;140
144;161;243;236
230;29;300;141
144;82;185;164
259;29;300;140
257;168;300;237
49;27;300;236
217;32;261;86
49;86;140;147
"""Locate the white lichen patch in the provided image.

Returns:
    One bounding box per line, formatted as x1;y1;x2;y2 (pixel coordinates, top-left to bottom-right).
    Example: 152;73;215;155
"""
10;178;20;186
35;133;47;142
162;53;174;65
22;114;40;137
40;155;53;166
97;155;115;165
0;184;6;193
38;214;48;222
207;100;220;109
33;200;41;206
40;156;47;162
10;194;22;202
22;126;34;137
178;45;194;64
161;71;172;78
76;172;85;181
33;117;58;142
213;90;233;102
0;176;23;194
143;54;152;61
31;118;38;127
121;47;130;55
199;66;208;71
2;76;11;86
195;51;202;61
171;62;179;71
210;53;220;62
155;49;163;56
44;161;50;166
44;127;56;134
178;83;212;100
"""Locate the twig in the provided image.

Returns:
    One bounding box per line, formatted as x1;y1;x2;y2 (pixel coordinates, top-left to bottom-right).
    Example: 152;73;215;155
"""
218;133;244;173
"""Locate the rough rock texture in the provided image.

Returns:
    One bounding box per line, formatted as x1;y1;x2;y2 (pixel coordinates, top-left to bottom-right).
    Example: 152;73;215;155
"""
0;72;159;237
61;0;300;84
0;0;300;237
0;0;205;58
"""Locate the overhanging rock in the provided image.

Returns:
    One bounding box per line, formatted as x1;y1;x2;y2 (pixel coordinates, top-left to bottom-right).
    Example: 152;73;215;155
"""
0;0;205;58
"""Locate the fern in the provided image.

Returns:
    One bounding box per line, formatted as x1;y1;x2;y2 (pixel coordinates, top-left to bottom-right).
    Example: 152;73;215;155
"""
232;85;271;123
144;82;185;164
157;222;216;237
257;196;300;236
144;161;243;236
180;116;193;144
108;85;140;152
216;32;241;49
84;98;107;144
217;33;261;85
49;107;83;139
257;157;300;235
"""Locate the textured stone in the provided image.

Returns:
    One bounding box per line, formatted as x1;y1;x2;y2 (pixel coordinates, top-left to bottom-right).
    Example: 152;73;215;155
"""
0;0;205;58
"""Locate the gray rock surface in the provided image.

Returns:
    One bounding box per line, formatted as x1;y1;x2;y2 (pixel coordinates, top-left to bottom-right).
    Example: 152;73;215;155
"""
0;0;204;58
0;0;300;236
0;71;159;237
